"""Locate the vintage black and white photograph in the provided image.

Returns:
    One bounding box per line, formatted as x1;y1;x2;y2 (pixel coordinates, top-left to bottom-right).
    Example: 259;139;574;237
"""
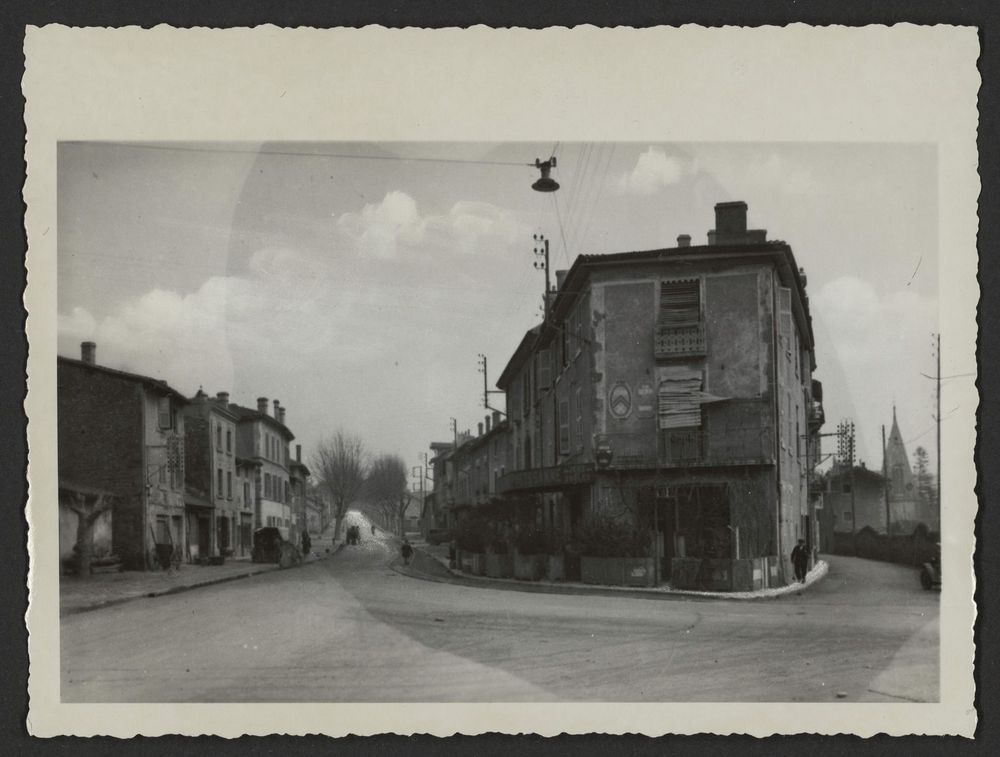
23;26;978;737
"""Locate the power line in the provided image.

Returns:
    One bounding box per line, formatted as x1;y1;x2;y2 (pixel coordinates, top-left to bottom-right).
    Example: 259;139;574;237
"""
552;191;572;268
72;141;535;168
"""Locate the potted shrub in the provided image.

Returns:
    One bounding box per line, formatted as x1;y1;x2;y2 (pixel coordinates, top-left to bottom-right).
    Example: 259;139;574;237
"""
485;530;514;578
578;513;655;586
545;529;567;581
454;517;488;574
513;527;547;581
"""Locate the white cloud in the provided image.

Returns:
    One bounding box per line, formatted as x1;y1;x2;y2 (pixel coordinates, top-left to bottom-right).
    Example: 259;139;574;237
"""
336;191;426;259
616;147;688;195
334;191;528;259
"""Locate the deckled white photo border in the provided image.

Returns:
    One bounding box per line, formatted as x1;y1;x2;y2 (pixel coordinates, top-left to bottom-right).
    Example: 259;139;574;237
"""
23;24;980;737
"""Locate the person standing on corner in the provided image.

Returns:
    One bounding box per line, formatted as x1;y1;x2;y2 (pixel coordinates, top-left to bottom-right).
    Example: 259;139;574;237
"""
301;530;311;556
791;538;809;583
401;539;414;566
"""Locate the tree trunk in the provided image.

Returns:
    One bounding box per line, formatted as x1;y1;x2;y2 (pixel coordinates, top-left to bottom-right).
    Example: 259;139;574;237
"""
332;512;345;541
70;492;108;578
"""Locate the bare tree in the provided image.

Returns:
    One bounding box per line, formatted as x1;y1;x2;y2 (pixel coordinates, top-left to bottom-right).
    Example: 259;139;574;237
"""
67;490;113;577
366;454;412;536
311;431;369;541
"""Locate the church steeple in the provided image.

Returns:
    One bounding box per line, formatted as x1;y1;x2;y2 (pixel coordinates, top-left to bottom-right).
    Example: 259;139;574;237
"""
884;406;914;499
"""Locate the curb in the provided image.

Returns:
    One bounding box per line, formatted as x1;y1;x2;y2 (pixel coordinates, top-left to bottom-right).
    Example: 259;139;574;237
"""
397;546;828;602
61;549;341;616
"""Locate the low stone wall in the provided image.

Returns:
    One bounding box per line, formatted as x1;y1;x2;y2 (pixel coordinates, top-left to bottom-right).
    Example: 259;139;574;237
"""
580;556;656;587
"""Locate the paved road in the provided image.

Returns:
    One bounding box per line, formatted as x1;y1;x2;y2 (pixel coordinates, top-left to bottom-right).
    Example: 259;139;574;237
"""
61;529;938;703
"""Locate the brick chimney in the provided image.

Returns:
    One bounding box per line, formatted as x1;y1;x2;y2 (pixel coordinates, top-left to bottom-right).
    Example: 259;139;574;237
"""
277;406;286;425
708;201;766;246
296;444;302;463
272;399;280;418
81;341;96;365
215;391;230;406
677;234;691;247
492;410;501;427
257;397;269;413
485;415;492;433
478;422;484;437
555;269;568;291
716;201;747;233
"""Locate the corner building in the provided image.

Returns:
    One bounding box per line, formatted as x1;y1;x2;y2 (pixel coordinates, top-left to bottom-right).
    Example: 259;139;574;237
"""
496;201;824;590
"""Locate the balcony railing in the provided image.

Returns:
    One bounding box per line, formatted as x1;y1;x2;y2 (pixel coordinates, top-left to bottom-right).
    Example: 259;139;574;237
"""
496;463;596;494
654;322;706;359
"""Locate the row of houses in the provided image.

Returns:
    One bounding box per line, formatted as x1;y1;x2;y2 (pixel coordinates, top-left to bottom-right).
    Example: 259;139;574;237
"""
422;201;826;591
58;342;325;571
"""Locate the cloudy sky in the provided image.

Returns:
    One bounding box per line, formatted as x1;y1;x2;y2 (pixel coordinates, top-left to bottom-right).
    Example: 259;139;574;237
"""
57;141;942;477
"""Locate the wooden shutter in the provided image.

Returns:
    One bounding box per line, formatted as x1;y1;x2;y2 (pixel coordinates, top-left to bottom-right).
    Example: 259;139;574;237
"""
658;279;700;326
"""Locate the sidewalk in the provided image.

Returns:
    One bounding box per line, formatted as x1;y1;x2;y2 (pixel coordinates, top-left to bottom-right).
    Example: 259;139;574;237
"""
60;545;339;616
398;540;828;602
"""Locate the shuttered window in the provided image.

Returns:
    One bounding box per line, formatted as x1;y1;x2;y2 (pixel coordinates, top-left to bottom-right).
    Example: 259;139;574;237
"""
157;396;173;429
658;279;701;326
538;347;551;394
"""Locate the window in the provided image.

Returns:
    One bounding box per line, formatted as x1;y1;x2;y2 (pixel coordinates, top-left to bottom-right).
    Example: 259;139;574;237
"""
243;482;250;506
217;468;223;497
655;279;705;358
157;396;173;429
226;429;232;453
843;511;853;521
658;279;700;327
575;386;583;451
227;471;233;499
521;370;531;418
216;423;222;451
842;483;852;494
558;399;570;456
264;473;271;498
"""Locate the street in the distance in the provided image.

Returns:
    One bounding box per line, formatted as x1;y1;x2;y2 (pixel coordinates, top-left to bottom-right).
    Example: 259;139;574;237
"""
61;521;937;703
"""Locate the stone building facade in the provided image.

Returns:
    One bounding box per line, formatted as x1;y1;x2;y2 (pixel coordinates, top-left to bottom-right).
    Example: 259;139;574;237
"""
452;201;826;590
58;342;189;570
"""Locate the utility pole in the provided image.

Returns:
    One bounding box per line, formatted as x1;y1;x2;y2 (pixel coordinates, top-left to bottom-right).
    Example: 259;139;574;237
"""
477;353;507;417
920;333;944;520
534;233;551;318
935;333;941;516
837;420;856;537
882;424;891;536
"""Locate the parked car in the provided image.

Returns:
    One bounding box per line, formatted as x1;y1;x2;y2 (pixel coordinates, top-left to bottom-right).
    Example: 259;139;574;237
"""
919;543;942;590
251;527;302;568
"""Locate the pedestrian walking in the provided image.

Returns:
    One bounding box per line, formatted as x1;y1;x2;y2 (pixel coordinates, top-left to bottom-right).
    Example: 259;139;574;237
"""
401;539;414;566
301;530;311;556
791;538;809;583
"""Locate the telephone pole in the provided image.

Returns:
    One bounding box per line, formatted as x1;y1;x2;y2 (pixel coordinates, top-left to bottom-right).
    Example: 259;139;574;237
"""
534;233;552;318
935;333;941;515
477;353;507;416
838;420;856;536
